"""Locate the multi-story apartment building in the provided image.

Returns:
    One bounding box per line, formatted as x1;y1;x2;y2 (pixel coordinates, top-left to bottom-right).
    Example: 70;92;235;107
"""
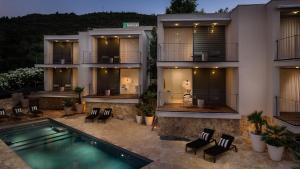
156;0;300;137
35;26;152;111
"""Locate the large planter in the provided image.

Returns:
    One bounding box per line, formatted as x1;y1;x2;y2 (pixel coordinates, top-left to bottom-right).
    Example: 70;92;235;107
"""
75;104;83;113
267;144;284;161
250;133;266;152
136;115;143;124
64;107;72;115
145;116;154;126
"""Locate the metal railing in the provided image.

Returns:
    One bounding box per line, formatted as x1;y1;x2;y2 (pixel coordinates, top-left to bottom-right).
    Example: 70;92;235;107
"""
35;56;74;64
158;43;238;62
82;51;141;64
158;91;238;111
276;35;300;60
275;96;300;116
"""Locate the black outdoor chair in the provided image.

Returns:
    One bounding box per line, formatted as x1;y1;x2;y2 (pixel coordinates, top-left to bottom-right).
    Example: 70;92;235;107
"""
203;134;238;163
85;108;100;122
0;108;9;121
185;128;215;155
98;108;112;123
29;105;43;117
12;107;26;119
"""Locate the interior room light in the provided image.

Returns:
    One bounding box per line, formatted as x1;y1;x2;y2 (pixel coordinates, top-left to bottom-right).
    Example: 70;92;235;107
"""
211;70;216;75
174;23;179;26
292;11;300;14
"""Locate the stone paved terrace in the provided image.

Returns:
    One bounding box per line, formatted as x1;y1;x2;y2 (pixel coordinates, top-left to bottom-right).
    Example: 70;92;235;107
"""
0;112;298;169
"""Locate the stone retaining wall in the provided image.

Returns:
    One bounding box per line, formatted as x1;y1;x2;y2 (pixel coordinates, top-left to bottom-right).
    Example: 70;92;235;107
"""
158;115;275;140
158;117;240;139
86;102;139;121
0;98;13;110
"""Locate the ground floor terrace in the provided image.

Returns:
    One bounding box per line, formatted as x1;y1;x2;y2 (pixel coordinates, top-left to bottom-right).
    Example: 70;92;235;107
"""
0;113;297;169
157;67;238;114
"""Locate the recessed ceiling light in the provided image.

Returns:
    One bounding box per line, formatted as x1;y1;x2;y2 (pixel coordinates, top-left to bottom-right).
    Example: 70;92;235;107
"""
100;36;105;38
296;66;299;69
175;66;178;69
215;67;219;69
195;67;199;68
194;23;199;26
174;23;179;26
55;40;58;42
114;36;118;38
66;40;70;42
212;22;218;26
292;11;300;14
128;35;132;38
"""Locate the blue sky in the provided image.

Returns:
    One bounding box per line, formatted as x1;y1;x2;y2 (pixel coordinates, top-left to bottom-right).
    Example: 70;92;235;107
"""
0;0;270;17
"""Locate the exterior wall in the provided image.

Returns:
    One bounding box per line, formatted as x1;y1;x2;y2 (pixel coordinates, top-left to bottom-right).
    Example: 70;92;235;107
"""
73;42;79;64
44;40;53;64
71;68;78;90
232;5;268;116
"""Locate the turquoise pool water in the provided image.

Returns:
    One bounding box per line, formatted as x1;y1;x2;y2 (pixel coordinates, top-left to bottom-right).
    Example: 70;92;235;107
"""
0;120;151;169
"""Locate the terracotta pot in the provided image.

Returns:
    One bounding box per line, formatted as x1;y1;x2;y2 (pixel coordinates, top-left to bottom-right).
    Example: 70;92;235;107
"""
267;144;284;161
136;115;143;124
145;116;154;126
250;133;266;152
75;104;83;113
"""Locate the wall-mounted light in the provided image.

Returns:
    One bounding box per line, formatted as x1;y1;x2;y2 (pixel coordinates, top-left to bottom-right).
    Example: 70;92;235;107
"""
104;69;108;74
211;70;216;75
193;70;197;75
194;23;199;26
105;40;108;45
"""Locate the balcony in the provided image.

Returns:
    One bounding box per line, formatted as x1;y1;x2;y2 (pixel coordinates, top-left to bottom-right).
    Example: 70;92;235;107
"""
158;43;238;62
275;96;300;126
276;35;300;61
82;50;141;64
157;91;238;113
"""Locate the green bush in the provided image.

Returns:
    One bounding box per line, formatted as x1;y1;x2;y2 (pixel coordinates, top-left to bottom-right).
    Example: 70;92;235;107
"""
262;124;288;147
0;67;43;91
247;111;267;135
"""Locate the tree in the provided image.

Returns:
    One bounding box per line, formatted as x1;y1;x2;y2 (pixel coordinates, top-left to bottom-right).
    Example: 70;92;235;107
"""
216;8;229;14
149;27;157;80
166;0;198;14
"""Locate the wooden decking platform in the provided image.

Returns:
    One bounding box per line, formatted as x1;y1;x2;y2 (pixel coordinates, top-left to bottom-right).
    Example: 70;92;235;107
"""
157;103;237;113
275;112;300;126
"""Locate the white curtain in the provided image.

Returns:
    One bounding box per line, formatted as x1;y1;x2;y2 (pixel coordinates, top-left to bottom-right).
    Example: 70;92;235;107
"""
280;69;300;112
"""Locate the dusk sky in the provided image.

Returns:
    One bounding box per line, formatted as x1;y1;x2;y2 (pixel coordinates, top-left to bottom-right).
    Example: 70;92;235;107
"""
0;0;270;17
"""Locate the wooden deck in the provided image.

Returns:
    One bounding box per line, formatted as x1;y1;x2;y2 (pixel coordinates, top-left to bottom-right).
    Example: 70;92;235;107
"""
275;112;300;126
157;103;237;113
84;94;139;99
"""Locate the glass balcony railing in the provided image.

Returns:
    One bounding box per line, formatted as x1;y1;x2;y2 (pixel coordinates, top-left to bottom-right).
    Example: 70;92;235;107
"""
158;43;238;62
276;35;300;60
82;51;141;64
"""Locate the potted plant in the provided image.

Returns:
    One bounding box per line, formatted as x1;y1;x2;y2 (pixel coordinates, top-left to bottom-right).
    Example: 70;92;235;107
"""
247;111;267;152
144;104;155;126
74;86;84;113
262;124;287;161
63;98;74;115
135;103;144;124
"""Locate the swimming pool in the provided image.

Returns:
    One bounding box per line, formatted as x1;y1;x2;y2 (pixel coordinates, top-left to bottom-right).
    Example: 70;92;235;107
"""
0;119;152;169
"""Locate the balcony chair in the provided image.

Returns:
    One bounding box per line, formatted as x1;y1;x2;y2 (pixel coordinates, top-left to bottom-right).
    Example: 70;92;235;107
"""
203;134;238;163
0;109;10;121
85;108;100;122
185;128;215;155
29;105;43;117
98;108;112;123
